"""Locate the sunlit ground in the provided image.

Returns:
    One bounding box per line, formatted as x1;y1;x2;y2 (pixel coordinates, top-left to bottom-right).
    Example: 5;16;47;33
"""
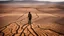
0;3;64;36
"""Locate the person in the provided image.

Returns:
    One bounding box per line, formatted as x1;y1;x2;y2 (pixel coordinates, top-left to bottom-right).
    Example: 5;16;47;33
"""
28;12;32;24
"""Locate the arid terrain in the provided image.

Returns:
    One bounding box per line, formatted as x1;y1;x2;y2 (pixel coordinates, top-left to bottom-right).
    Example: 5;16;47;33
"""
0;2;64;36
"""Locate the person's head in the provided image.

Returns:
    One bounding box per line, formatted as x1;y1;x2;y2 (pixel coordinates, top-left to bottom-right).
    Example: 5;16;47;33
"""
29;12;30;14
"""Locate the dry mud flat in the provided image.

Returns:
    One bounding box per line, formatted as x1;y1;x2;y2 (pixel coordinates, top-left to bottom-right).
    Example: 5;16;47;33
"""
0;22;64;36
0;4;64;36
0;13;64;36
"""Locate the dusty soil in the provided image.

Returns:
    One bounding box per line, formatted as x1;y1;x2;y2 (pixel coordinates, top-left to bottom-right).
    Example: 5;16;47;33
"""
0;3;64;36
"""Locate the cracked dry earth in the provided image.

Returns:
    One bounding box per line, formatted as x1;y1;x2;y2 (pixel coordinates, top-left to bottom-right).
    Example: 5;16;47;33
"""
0;21;64;36
0;4;64;36
0;13;64;36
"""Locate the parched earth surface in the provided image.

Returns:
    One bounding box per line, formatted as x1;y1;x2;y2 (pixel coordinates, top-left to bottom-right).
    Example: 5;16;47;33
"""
0;22;64;36
0;3;64;36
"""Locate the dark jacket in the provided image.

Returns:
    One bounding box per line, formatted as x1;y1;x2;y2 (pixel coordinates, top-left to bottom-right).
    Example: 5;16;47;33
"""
28;13;32;20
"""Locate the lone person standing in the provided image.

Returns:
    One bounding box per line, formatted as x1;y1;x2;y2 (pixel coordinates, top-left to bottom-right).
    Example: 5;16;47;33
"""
28;12;32;24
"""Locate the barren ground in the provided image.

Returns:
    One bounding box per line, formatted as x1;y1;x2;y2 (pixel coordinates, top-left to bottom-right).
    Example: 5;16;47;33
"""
0;3;64;36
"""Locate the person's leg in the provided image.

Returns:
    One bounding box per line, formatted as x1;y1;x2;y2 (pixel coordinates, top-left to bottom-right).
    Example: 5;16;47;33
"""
28;20;31;24
29;20;31;24
30;20;31;24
